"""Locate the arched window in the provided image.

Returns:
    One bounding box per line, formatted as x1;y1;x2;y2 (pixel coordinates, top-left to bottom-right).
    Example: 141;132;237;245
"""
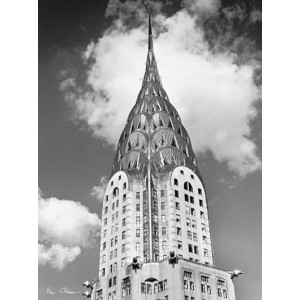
184;182;193;192
113;187;119;197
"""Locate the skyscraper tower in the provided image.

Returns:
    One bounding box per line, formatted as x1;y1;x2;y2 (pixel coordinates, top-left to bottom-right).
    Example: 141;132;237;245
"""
90;12;239;300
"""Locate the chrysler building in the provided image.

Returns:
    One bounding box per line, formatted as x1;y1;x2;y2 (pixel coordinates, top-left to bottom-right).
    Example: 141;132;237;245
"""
87;12;240;300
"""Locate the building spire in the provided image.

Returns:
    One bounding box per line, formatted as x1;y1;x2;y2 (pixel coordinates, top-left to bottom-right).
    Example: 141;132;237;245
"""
148;10;153;51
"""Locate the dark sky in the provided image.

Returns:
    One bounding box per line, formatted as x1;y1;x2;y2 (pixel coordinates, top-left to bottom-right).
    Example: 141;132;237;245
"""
39;0;261;299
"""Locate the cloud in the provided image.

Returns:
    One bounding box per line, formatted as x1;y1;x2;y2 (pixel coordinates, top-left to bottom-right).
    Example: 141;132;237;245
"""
38;190;101;270
91;176;109;202
38;243;81;271
61;4;261;177
183;0;221;17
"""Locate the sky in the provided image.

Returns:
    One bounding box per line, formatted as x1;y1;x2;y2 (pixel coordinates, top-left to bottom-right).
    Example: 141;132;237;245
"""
39;0;262;299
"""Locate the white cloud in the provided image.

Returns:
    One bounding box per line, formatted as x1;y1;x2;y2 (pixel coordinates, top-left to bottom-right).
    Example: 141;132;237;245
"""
62;8;261;177
183;0;221;17
38;190;101;270
91;176;109;202
38;243;81;271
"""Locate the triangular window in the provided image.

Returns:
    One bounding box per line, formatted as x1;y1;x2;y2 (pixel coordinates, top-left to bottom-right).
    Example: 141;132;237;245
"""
168;119;174;130
171;136;177;148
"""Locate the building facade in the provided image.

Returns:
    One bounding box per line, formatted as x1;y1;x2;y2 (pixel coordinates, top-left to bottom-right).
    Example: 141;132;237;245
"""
89;13;238;300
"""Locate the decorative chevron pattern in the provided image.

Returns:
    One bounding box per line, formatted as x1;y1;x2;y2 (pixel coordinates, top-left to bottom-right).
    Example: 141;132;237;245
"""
111;13;201;180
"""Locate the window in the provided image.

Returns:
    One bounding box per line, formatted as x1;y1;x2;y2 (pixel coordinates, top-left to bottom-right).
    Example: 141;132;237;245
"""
154;226;158;235
113;276;116;286
198;188;202;195
112;214;114;222
186;218;191;227
115;236;118;244
164;280;167;290
136;216;140;225
184;280;188;289
201;275;209;282
112;202;115;210
191;174;194;179
161;190;165;197
136;242;140;251
190;196;194;204
194;246;199;254
103;229;107;238
136;204;140;212
199;199;203;207
102;254;106;263
176;214;181;222
207;285;211;294
112;291;116;300
177;227;181;235
110;264;113;273
161;202;165;210
122;244;125;253
153;214;158;222
104;206;108;214
105;195;108;202
121;258;125;267
141;283;146;293
116;200;119;207
111;181;113;186
122;231;125;240
111;226;114;234
154;283;158;294
185;206;190;214
192;220;196;228
123;194;126;202
103;242;106;250
201;284;206;293
204;248;208;257
102;268;105;276
135;229;140;238
201;223;206;231
187;231;192;239
123;182;126;189
188;244;193;253
193;232;198;241
223;290;228;298
162;227;166;235
114;249;117;257
180;170;184;175
109;279;112;288
175;190;179;198
200;211;204;219
161;215;166;222
174;178;178;185
203;236;207;243
114;262;117;271
118;175;121;180
175;202;180;210
191;208;195;215
115;223;118;231
184;181;193;192
147;284;152;294
185;194;189;202
113;187;119;197
190;281;194;290
110;251;113;259
178;240;183;250
136;192;140;199
218;288;222;297
122;205;126;214
111;239;114;247
162;241;167;250
122;218;126;226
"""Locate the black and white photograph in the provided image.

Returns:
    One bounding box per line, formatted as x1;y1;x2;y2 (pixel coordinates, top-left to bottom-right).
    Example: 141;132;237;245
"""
37;0;263;299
